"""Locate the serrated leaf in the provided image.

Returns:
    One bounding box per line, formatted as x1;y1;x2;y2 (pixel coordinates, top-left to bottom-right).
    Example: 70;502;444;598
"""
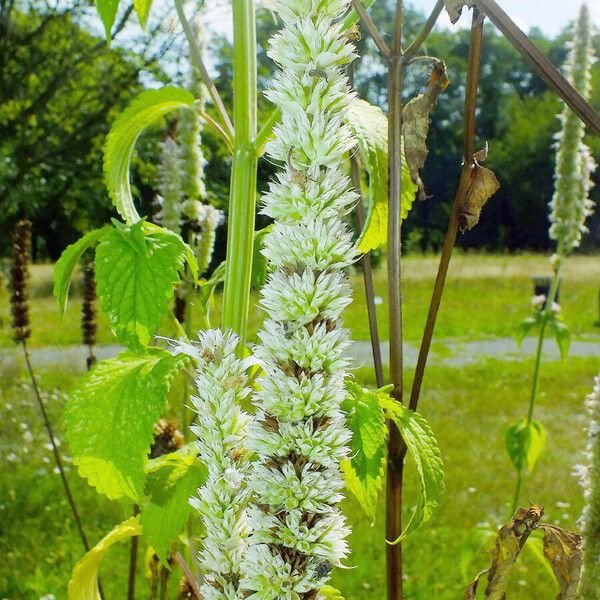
53;226;110;312
140;446;206;564
505;418;546;473
548;318;571;360
68;516;142;600
341;382;387;519
319;585;344;600
133;0;153;29
95;221;186;349
403;61;450;199
64;348;187;501
380;396;444;541
346;99;417;253
464;505;544;599
515;315;540;347
94;0;121;42
104;87;195;223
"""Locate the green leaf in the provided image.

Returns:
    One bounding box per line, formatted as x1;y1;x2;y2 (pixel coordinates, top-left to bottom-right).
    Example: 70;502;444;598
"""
68;516;142;600
524;532;560;588
95;221;186;349
319;585;344;600
346;99;418;253
133;0;153;29
341;382;387;519
516;315;540;346
53;226;110;312
94;0;121;42
64;348;187;501
548;318;571;360
380;396;445;542
104;87;195;223
505;418;547;473
140;446;206;564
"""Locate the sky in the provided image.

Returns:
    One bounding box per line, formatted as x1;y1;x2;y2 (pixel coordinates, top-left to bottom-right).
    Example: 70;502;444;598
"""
201;0;600;40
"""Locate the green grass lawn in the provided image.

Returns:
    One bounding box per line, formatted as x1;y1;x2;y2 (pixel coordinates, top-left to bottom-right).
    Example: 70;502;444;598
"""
1;356;597;598
2;253;599;348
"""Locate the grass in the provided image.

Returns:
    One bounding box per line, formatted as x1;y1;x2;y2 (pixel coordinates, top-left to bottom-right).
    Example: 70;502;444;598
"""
1;253;599;348
1;356;597;598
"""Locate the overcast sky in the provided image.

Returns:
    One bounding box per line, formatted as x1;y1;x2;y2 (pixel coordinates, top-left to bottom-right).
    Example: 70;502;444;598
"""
202;0;600;40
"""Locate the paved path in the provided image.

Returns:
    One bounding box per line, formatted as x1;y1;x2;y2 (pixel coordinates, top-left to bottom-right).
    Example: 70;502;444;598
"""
1;336;598;373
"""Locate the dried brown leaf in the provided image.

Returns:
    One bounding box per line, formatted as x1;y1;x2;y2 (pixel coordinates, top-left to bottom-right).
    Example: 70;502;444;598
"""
463;506;544;600
402;60;450;199
444;1;476;24
538;524;582;600
459;149;500;232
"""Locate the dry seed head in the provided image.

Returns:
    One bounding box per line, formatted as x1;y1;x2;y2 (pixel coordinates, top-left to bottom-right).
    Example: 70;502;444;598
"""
10;219;31;343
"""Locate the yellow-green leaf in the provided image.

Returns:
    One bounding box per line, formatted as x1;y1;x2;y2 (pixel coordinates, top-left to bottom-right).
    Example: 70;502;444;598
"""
68;516;142;600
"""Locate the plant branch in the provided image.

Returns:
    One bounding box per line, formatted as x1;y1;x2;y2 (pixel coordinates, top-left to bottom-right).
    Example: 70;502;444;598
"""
196;107;234;153
352;0;391;58
350;156;385;388
403;0;444;61
174;551;202;600
385;0;405;595
127;504;140;600
174;0;235;140
474;0;600;136
22;340;90;551
409;10;484;413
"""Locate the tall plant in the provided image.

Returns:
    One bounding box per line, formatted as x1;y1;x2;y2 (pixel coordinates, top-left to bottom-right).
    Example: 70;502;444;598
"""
509;2;596;513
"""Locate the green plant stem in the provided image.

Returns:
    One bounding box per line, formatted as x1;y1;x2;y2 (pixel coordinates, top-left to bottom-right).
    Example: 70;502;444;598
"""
174;0;234;141
511;255;563;512
221;0;257;353
174;551;202;599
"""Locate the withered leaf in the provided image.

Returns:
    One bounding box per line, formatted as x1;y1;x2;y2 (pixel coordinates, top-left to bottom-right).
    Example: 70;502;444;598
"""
444;1;476;24
538;524;583;600
459;151;500;232
402;60;450;199
464;505;544;600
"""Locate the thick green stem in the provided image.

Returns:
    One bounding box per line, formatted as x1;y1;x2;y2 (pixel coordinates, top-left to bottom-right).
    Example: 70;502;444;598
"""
221;0;257;351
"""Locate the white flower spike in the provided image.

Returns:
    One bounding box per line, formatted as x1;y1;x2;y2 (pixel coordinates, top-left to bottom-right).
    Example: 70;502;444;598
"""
241;0;358;596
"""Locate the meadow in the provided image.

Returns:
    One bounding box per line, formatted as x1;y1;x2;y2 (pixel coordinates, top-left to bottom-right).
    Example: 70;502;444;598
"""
1;253;598;598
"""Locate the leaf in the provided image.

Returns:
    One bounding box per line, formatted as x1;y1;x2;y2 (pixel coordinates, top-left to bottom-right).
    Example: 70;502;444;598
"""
341;382;387;519
68;516;142;600
251;226;272;289
53;226;110;312
95;221;187;349
505;419;547;473
523;532;560;587
319;585;344;600
64;348;187;501
538;524;583;599
380;396;444;541
133;0;153;29
104;87;195;223
346;99;418;253
458;160;500;232
444;0;476;24
548;318;571;360
460;526;496;582
464;505;544;599
94;0;121;42
402;61;450;199
140;446;206;564
515;315;540;347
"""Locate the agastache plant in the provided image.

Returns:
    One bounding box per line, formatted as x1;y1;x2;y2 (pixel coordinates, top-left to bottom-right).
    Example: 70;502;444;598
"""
575;375;600;599
549;2;596;255
173;330;253;598
240;0;357;595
